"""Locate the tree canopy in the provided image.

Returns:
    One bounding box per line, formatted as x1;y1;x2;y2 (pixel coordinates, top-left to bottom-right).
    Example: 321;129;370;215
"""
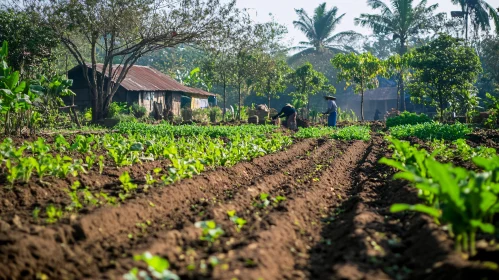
331;52;385;121
408;34;482;121
291;3;362;58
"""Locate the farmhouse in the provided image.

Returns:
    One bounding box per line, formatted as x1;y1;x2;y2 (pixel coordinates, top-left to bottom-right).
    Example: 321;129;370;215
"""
67;64;215;116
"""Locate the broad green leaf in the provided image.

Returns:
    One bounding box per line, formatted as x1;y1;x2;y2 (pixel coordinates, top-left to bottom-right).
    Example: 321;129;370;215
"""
390;203;441;218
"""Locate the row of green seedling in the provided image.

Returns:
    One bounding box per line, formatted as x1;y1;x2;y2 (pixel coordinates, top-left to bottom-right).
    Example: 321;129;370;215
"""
380;137;499;257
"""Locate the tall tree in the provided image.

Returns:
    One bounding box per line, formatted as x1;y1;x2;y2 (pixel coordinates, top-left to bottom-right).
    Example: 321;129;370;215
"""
292;3;362;57
408;34;482;121
331;52;385;121
253;55;290;115
0;9;59;78
25;0;238;122
451;0;499;41
288;62;332;118
355;0;445;111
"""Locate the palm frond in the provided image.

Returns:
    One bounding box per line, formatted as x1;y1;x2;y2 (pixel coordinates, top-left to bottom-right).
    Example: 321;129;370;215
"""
367;0;393;15
324;31;363;44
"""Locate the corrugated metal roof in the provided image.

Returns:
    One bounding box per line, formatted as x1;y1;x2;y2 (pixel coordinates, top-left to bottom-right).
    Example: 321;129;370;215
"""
80;64;215;97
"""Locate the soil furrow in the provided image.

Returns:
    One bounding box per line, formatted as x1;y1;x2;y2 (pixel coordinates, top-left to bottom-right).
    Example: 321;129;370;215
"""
97;139;344;279
0;139;319;279
218;140;370;280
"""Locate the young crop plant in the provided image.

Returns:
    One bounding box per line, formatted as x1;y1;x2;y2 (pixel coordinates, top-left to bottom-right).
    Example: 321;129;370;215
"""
227;210;247;232
194;220;224;243
386;112;432;128
106;140;143;167
98;155;105;174
54;134;70;152
70;135;95;154
389;122;472;141
123;252;179;280
85;153;97;170
390;160;499;257
332;126;371;141
381;138;499;257
45;204;63;224
119;172;138;200
253;193;287;209
67;181;83;211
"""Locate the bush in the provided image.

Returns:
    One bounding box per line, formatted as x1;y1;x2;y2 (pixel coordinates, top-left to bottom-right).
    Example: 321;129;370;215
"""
209;107;222;123
389;122;472;141
131;103;147;118
107;102;129;118
192;108;210;122
386;111;432;128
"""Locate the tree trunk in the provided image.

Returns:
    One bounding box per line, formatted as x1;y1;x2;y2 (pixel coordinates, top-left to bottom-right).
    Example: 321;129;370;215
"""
439;93;444;123
399;38;407;112
267;79;271;119
238;83;242;121
268;93;271;119
361;89;365;121
223;80;226;122
399;72;406;111
465;8;469;43
396;76;400;110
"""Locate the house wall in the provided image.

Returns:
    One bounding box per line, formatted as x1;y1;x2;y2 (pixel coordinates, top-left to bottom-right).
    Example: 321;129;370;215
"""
191;97;209;109
166;92;182;116
139;91;165;114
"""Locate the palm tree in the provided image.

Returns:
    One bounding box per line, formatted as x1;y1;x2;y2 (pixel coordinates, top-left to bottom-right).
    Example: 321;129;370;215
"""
292;3;362;57
355;0;445;110
451;0;499;41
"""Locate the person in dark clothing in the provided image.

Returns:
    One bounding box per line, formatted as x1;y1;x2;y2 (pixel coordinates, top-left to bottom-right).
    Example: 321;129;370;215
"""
374;109;381;121
272;103;297;130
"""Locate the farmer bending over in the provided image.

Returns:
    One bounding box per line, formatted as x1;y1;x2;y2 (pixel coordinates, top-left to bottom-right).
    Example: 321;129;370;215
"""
273;103;297;130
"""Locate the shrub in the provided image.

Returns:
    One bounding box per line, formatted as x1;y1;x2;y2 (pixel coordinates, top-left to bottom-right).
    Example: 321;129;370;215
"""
192;108;209;122
107;102;129;118
209;107;222;123
131;103;147;118
386;111;432;128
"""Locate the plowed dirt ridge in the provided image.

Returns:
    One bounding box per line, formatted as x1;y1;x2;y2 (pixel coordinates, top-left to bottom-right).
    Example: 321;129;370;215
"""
1;137;496;280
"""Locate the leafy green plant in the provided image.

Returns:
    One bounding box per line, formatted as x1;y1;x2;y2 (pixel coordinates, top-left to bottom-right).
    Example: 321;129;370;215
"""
227;210;247;231
119;172;137;200
67;181;83;211
194;220;224;243
98;155;105;174
45;204;63;224
54;134;70;152
106;141;143;167
389;122;472;141
386;111;432;128
253;193;286;208
123;252;179;280
381;138;499;257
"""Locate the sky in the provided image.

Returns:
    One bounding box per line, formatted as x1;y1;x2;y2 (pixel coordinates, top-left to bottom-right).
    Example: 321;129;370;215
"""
235;0;470;46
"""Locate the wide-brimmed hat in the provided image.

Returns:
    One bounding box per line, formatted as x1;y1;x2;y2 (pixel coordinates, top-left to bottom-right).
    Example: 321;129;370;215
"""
324;95;336;100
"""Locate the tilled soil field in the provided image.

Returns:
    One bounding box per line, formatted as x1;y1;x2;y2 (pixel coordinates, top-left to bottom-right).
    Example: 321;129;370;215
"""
1;136;498;280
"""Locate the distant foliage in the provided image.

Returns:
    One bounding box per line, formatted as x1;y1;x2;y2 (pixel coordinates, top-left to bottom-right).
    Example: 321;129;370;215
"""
386;111;432;128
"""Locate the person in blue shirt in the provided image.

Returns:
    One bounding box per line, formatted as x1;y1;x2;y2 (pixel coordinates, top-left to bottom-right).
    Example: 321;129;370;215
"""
272;103;297;130
323;96;337;127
